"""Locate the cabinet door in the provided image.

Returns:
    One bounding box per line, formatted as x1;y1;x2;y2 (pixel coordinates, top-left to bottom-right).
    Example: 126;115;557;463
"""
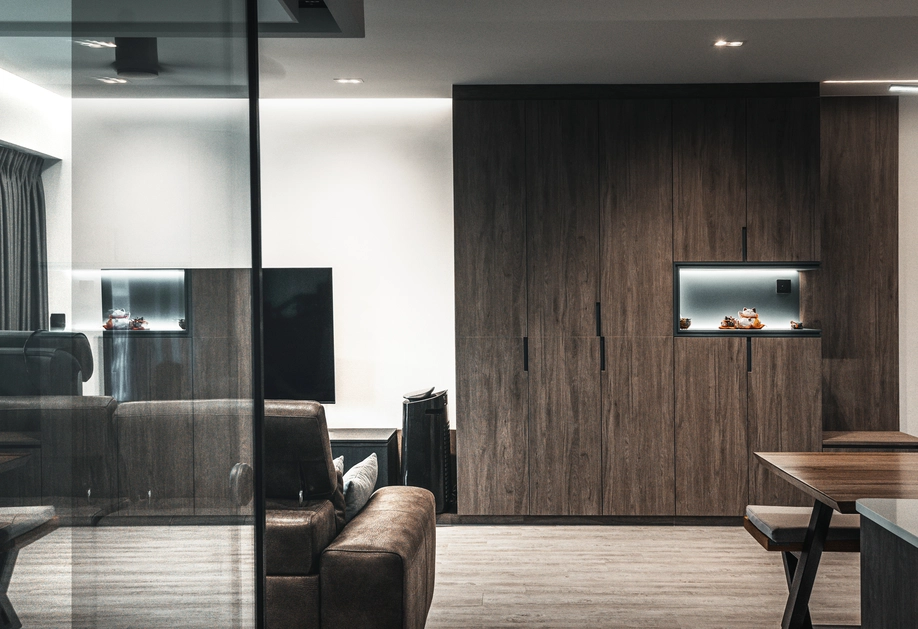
526;100;600;337
456;337;529;515
746;98;820;262
748;338;822;506
453;100;527;338
599;99;673;337
673;98;746;262
675;337;748;516
529;336;601;515
602;337;674;515
117;410;194;515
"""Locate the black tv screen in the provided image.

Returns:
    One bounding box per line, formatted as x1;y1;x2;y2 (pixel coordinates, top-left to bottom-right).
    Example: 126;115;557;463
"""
263;268;336;402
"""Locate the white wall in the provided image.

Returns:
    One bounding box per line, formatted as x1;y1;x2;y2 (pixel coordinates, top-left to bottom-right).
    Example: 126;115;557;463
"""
900;97;918;436
70;98;252;394
0;66;72;324
260;99;454;429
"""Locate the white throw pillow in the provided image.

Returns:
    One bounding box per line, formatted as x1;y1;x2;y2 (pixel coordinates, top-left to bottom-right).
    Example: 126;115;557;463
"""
342;453;378;522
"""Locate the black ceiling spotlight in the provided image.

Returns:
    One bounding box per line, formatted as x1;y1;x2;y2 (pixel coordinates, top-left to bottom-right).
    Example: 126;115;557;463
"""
113;37;160;80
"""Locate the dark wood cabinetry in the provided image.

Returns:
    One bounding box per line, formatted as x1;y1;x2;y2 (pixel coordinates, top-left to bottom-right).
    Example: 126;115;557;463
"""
675;337;748;516
456;337;529;515
525;100;599;338
746;97;820;262
673;98;746;262
748;337;822;506
603;337;674;515
454;85;833;518
675;337;822;516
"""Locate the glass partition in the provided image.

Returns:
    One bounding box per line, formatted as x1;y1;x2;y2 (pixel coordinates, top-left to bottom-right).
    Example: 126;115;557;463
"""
0;1;256;626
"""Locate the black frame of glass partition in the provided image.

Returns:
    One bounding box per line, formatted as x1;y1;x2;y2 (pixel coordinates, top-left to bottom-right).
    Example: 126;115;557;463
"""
672;261;821;338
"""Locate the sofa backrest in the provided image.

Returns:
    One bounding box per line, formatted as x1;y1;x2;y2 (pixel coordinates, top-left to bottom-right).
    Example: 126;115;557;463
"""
0;331;94;382
264;400;337;502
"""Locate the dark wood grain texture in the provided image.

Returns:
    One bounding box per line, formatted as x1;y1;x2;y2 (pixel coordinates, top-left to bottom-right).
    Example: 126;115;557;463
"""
453;100;527;338
117;412;194;515
103;334;193;401
599;99;673;337
526;100;600;337
675;337;748;516
193;403;253;516
815;97;898;432
746;97;820;262
602;337;675;515
528;336;601;515
0;453;28;474
755;452;918;513
189;269;253;400
823;431;918;449
673;98;746;262
456;337;530;515
747;338;822;506
861;517;918;628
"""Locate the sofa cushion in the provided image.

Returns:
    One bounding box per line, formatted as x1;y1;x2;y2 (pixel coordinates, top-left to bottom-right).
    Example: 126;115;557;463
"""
265;401;337;501
266;499;338;576
0;506;56;547
746;505;860;545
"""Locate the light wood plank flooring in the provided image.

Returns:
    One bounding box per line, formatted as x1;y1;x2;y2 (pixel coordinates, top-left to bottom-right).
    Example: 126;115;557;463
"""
9;524;859;628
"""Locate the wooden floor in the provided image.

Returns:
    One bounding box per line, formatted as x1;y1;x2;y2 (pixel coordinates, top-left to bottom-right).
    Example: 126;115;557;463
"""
9;524;860;628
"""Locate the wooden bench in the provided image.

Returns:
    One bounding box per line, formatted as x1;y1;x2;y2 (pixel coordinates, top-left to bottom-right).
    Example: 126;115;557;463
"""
744;505;860;629
0;507;59;629
823;430;918;451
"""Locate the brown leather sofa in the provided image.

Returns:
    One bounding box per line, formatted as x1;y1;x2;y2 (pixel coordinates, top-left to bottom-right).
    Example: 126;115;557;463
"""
265;401;436;629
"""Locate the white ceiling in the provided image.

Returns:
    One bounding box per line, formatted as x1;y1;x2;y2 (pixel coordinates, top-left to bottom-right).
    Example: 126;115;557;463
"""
3;1;918;98
260;0;918;98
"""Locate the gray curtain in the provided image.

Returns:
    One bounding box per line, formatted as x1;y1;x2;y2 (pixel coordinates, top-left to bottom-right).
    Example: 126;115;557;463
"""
0;146;48;331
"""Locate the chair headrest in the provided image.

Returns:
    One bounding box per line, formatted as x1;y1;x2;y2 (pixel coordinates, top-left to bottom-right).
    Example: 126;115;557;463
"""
264;400;337;501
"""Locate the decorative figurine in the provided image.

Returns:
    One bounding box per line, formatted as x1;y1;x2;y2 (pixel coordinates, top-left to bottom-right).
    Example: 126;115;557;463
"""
735;307;766;329
129;317;149;331
177;318;187;330
679;317;692;330
790;320;804;330
719;315;737;329
103;308;130;330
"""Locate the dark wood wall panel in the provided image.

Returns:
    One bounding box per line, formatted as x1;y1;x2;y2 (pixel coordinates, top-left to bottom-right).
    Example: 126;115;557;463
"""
599;99;673;337
673;98;746;262
190;268;253;400
675;337;748;516
602;337;674;515
747;338;822;506
746;97;820;262
526;100;600;337
861;518;918;628
453;100;527;338
815;97;898;431
193;402;253;516
528;336;601;515
456;337;529;515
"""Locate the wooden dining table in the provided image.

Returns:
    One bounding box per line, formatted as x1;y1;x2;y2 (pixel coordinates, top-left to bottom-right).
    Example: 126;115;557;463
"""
755;451;918;629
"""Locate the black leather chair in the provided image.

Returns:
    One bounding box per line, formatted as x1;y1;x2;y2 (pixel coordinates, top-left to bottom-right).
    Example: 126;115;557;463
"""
0;331;93;396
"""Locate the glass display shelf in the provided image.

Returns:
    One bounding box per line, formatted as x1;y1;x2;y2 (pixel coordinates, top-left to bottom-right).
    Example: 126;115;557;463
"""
674;262;821;337
101;269;189;333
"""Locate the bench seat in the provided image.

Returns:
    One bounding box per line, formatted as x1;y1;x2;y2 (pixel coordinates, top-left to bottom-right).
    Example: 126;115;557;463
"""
745;505;860;552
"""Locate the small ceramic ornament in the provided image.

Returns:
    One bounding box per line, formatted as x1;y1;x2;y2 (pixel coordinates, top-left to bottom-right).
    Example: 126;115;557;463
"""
735;307;766;329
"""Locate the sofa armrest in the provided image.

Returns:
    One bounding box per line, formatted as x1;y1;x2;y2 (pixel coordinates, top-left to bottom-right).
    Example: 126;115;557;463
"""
320;486;436;629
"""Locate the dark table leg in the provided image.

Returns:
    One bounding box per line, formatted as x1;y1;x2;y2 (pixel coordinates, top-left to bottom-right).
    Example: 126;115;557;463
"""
782;500;834;629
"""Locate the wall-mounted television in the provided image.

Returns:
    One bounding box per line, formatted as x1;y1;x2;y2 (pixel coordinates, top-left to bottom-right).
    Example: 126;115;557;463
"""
263;268;336;403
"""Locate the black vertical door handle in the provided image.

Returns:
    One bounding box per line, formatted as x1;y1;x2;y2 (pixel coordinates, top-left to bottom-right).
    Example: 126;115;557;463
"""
600;337;606;372
747;337;752;373
595;302;602;337
523;337;529;372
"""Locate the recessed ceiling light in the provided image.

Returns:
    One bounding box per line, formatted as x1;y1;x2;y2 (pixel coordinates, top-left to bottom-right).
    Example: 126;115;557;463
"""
824;79;918;84
75;40;117;49
334;78;364;84
92;76;129;84
714;40;744;47
889;84;918;94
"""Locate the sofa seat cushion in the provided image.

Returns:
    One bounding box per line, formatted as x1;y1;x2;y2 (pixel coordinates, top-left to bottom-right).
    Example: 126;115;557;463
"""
266;499;338;576
746;505;860;545
0;506;55;547
320;486;436;629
